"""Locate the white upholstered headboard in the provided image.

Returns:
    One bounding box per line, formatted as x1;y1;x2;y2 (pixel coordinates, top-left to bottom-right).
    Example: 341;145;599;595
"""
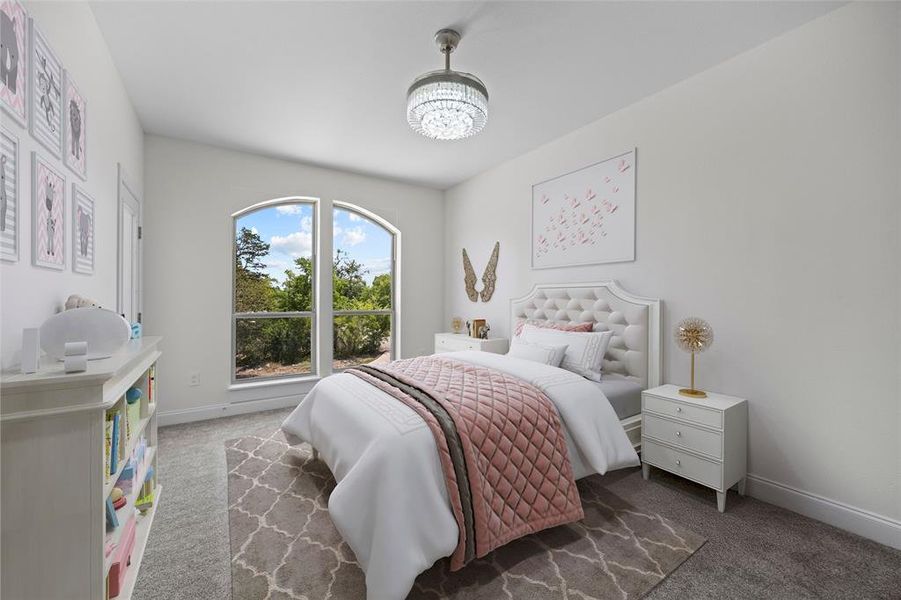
510;281;661;389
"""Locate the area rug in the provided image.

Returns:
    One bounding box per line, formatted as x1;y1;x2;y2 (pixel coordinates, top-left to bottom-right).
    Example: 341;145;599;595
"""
227;429;705;600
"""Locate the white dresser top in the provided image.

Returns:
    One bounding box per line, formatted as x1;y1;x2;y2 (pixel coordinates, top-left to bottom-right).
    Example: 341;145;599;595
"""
1;336;162;391
644;384;745;411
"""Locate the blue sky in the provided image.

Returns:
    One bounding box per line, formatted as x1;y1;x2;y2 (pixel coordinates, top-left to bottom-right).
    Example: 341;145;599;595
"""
237;204;392;285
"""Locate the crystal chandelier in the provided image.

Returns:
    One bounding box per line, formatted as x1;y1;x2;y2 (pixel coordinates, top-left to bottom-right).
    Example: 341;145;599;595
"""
407;29;489;141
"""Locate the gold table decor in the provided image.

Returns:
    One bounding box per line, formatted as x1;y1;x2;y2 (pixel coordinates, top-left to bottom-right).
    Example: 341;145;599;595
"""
674;317;714;398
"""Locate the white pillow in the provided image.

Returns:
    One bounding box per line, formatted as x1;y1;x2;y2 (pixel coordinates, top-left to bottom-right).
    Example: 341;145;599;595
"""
506;338;568;367
520;324;613;381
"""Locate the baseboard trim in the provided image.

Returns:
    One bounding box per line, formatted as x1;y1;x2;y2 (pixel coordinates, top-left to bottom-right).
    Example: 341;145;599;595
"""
746;473;901;549
158;394;301;427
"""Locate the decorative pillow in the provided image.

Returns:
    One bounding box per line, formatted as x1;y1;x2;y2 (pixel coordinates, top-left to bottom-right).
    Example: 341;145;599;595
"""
506;338;569;367
513;318;594;338
520;324;612;382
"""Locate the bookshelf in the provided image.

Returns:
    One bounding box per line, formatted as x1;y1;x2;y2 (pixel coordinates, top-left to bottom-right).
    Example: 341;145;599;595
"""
1;337;162;600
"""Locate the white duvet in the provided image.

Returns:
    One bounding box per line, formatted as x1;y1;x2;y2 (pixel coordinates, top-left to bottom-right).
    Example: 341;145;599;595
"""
281;351;640;600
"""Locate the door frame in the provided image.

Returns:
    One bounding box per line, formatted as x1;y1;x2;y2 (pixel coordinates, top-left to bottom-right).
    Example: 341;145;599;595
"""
117;163;142;323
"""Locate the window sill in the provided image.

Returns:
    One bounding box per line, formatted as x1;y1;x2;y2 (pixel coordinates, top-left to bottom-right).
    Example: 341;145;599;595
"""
228;374;321;391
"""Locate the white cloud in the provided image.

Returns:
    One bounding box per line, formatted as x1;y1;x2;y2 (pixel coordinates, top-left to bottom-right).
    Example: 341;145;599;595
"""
250;226;259;235
363;257;391;275
270;231;312;258
301;215;313;232
342;226;366;247
348;212;363;222
275;205;303;216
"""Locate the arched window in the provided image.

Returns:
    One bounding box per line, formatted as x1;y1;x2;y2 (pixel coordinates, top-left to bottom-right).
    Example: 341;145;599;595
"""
231;198;398;383
332;202;398;371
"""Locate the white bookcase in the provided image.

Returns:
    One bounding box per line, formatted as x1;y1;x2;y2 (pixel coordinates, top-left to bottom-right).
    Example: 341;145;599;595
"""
1;337;163;600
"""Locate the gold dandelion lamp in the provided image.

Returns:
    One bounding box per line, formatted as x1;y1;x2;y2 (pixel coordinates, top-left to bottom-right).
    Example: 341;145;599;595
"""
674;317;714;398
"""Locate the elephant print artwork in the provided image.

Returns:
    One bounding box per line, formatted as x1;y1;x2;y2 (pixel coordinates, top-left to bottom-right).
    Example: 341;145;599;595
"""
72;185;94;274
32;153;65;270
0;0;28;126
63;75;86;178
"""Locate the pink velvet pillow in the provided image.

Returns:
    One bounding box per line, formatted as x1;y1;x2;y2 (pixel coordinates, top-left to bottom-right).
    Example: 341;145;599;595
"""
513;318;594;338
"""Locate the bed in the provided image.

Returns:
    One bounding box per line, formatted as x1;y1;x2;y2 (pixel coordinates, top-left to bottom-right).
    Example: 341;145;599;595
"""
282;281;661;600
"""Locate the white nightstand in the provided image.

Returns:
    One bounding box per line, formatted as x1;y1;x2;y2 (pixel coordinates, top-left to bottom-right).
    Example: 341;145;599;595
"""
434;333;509;355
640;384;747;512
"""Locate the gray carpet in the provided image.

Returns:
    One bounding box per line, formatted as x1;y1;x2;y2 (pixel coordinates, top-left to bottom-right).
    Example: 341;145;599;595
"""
135;408;901;600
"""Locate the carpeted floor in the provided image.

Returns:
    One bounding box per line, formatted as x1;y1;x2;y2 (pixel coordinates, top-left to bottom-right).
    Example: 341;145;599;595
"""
134;408;901;600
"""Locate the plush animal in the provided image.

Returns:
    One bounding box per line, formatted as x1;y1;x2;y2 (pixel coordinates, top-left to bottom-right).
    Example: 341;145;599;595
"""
64;294;100;310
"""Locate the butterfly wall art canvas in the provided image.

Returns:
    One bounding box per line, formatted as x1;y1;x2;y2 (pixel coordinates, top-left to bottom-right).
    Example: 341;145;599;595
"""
531;149;636;269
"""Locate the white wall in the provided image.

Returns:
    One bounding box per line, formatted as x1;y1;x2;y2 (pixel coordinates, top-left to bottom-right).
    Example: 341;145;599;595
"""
445;2;901;538
143;135;444;423
0;1;144;368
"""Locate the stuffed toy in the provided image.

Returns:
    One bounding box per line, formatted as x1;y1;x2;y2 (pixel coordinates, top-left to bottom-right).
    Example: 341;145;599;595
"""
64;294;100;310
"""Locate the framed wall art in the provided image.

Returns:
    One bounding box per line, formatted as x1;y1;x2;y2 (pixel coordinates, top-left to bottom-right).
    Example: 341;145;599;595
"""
28;18;62;157
71;183;93;274
532;149;636;269
63;71;86;179
31;151;65;269
0;0;28;126
0;124;19;261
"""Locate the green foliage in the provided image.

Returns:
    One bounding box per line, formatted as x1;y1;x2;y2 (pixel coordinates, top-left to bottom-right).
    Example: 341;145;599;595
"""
234;239;392;374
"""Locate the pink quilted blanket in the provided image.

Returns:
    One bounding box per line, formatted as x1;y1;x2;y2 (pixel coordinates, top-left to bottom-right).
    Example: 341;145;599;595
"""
348;355;584;570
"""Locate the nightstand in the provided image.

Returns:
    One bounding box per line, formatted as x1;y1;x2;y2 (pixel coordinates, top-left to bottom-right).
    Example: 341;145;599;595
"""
434;333;509;355
640;384;747;512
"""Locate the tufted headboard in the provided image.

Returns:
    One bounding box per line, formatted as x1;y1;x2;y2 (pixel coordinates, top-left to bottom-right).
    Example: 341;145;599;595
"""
510;281;661;389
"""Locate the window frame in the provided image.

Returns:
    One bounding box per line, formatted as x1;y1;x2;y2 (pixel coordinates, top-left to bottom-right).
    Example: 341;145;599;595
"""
331;201;400;371
230;197;319;385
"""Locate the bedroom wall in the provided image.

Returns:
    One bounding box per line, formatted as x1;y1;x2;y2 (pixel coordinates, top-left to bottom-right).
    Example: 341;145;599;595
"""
444;2;901;544
143;135;444;423
0;1;144;368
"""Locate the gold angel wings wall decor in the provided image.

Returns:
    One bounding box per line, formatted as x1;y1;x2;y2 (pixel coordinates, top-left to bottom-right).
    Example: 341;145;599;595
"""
462;242;500;302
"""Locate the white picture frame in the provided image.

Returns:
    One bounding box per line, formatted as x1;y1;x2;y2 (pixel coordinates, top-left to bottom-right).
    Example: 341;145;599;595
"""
531;149;636;269
71;184;93;274
0;0;28;127
62;70;86;180
28;18;62;158
31;151;65;270
0;124;19;261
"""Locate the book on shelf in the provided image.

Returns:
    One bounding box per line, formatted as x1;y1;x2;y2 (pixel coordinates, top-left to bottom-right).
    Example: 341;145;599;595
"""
104;418;113;483
109;412;121;475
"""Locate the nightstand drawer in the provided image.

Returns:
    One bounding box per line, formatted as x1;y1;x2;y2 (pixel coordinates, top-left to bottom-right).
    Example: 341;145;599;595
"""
435;336;478;352
643;413;722;459
642;440;723;490
643;394;723;429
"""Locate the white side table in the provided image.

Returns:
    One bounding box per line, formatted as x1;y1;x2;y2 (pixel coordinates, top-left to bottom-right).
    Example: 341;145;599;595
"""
640;384;748;512
434;333;509;355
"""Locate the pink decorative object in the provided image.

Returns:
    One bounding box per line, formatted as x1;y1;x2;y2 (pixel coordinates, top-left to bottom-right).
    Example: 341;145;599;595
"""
513;318;593;337
108;515;136;598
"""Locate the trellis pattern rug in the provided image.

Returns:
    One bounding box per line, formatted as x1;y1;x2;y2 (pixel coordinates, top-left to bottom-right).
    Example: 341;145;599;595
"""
227;429;705;600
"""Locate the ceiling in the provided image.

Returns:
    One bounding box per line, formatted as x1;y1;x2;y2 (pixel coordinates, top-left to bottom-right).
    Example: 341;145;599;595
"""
91;1;840;189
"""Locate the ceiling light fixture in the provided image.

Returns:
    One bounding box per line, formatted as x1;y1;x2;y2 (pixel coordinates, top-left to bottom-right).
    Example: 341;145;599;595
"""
407;29;488;141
